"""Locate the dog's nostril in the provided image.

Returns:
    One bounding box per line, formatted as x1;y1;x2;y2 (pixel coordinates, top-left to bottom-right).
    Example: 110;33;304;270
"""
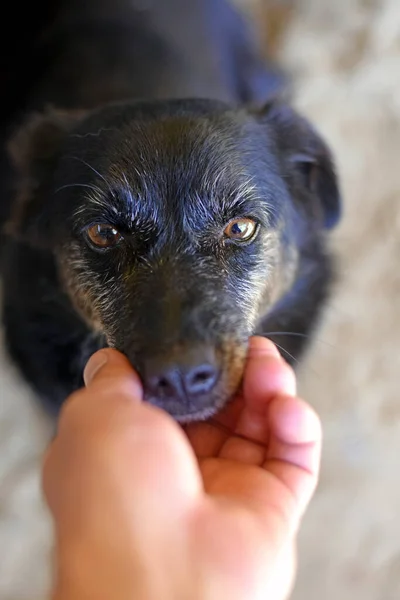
193;370;210;384
158;377;169;389
184;364;219;396
151;374;178;398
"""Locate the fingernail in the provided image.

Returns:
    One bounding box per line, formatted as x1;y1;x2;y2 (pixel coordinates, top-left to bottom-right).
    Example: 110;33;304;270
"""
84;351;109;386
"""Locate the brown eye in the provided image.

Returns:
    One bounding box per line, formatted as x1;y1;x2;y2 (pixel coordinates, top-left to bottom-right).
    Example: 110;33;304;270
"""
224;218;258;242
86;224;123;248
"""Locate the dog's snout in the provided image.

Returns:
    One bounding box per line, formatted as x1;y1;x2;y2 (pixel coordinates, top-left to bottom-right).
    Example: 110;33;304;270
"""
145;361;219;399
142;347;220;412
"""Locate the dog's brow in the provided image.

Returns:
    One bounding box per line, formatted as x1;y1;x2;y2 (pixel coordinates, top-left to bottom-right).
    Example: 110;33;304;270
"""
67;156;117;200
121;172;135;207
205;172;279;224
73;193;120;219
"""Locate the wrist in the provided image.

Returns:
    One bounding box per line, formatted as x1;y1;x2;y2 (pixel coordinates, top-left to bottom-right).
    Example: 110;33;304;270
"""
51;535;191;600
51;537;147;600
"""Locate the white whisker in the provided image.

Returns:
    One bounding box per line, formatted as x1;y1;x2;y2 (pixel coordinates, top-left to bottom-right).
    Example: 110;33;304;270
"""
55;183;103;196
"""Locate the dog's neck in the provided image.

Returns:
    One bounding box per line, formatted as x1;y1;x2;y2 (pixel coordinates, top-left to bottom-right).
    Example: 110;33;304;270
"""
27;0;252;113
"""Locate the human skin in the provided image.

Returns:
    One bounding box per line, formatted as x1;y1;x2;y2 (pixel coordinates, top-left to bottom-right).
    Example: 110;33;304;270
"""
43;337;322;600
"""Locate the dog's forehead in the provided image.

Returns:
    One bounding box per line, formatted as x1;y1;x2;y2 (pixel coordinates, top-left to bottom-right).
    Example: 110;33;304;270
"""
61;105;284;228
110;115;262;187
68;105;277;187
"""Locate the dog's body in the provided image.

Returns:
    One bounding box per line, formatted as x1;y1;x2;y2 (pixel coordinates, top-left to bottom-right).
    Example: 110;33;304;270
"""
0;0;341;421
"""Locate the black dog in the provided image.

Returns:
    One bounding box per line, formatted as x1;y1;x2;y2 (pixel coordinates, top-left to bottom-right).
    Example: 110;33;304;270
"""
0;0;341;422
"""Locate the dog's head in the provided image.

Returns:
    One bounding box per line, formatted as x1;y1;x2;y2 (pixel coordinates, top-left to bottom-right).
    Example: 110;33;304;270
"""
8;98;340;421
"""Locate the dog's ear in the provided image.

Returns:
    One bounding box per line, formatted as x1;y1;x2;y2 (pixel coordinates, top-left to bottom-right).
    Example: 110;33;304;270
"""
257;99;341;229
6;108;84;241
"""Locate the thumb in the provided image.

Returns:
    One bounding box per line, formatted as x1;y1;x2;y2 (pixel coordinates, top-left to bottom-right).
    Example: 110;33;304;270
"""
83;347;143;395
55;348;144;435
51;348;203;516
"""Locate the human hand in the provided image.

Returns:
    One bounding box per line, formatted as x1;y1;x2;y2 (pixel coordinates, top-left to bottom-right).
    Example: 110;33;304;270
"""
43;337;321;600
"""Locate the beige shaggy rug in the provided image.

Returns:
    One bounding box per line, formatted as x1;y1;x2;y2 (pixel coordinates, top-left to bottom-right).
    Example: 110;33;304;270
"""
1;1;400;598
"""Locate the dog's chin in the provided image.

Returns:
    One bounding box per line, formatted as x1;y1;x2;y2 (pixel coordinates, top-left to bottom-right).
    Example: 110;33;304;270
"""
144;393;231;424
170;406;222;424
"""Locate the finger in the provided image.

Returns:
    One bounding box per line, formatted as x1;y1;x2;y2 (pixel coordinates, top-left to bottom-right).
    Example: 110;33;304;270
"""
44;405;203;527
184;393;245;459
184;420;230;459
185;337;292;459
201;393;321;536
210;337;284;432
217;436;266;466
244;337;296;411
45;348;143;477
44;354;203;519
247;335;282;359
83;348;143;397
218;338;296;462
264;394;322;519
43;349;143;500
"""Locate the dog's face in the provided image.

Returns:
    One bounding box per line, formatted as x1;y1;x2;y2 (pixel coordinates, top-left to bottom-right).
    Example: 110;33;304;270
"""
8;99;340;421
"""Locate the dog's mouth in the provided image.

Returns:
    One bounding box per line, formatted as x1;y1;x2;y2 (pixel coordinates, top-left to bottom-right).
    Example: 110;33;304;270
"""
144;387;229;424
146;402;225;424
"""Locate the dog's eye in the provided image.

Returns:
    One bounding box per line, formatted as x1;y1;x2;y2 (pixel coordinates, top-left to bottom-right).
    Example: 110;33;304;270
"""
224;218;257;242
86;224;123;248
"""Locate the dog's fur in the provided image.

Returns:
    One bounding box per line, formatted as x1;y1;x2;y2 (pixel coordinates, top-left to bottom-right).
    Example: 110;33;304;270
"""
0;0;341;422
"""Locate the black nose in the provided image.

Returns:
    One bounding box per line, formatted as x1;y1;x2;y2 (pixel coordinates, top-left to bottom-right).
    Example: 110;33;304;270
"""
146;363;218;399
142;351;220;407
